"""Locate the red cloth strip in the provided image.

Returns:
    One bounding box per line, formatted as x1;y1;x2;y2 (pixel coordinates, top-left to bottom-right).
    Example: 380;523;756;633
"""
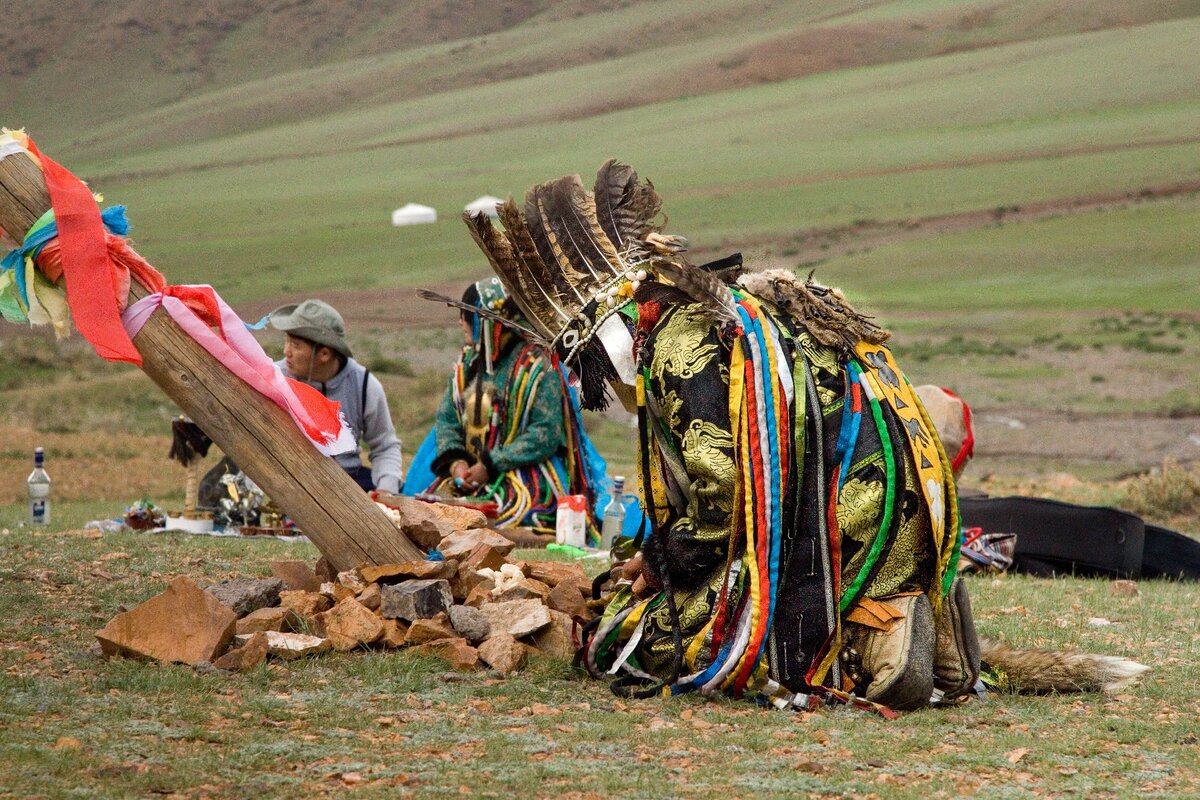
25;138;142;365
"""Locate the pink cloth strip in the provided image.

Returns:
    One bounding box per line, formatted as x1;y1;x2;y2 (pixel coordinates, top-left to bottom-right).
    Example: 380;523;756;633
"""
123;286;356;457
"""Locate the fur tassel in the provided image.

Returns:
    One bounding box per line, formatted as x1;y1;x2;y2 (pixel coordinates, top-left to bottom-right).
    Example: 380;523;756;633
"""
980;638;1151;693
736;269;890;348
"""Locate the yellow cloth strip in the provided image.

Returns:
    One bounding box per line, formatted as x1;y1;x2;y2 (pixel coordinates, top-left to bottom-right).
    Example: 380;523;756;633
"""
723;342;762;691
853;342;949;608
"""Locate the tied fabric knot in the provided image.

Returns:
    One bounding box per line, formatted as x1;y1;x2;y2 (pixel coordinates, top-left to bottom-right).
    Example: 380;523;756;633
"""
19;137;161;364
122;285;356;457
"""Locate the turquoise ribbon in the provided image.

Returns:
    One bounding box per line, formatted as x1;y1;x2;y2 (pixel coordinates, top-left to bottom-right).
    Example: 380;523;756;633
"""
0;206;130;322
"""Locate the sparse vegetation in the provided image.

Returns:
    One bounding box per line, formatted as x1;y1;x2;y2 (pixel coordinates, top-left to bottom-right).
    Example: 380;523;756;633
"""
1123;459;1200;520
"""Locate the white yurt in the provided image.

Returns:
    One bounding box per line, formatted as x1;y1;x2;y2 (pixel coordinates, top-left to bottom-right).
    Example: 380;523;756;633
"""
391;203;437;226
464;195;502;219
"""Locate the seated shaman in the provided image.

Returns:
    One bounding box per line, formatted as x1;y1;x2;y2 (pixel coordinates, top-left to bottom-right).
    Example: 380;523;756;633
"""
451;160;1147;711
405;278;605;534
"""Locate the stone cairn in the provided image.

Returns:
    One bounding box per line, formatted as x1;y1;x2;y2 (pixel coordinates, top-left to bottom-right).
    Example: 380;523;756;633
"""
94;496;595;675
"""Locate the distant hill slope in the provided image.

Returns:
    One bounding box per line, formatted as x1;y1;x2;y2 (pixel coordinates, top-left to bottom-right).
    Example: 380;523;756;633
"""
2;0;1198;312
7;0;1198;157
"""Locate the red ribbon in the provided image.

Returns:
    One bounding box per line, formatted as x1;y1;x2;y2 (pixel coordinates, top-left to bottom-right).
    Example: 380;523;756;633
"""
24;138;142;365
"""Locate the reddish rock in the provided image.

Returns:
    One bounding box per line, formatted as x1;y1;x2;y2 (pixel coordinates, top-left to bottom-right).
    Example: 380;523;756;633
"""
317;599;385;651
361;560;456;584
465;579;496;608
478;632;526;674
270;560;322;592
405;612;457;645
494;578;551;604
235;606;302;635
372;493;488;550
314;557;338;582
528;610;577;661
479;599;551;639
379;618;410;649
450;565;490;602
278;590;333;618
356;583;382;612
414;637;480;671
213;631;269;672
439;529;517;561
460;544;508;575
546;581;589;620
96;577;236;665
526;561;591;595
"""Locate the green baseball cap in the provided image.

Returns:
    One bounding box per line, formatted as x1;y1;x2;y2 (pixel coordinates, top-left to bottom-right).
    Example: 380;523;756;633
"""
268;299;352;358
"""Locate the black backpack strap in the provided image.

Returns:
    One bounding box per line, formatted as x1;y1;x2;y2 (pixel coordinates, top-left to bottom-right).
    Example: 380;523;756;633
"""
361;368;371;411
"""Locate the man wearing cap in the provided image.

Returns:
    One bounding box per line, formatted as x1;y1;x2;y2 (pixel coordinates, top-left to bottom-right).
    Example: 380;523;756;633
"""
269;299;403;494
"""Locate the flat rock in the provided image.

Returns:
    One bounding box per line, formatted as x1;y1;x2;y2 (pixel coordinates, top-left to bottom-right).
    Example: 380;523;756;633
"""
213;631;268;672
203;578;286;618
546;581;589;620
269;560;322;592
235;606;302;635
448;605;491;643
414;637;480;671
380;579;453;621
278;590;332;618
373;493;488;551
439;529;517;561
96;577;236;665
493;578;551;604
239;630;330;660
478;632;527;674
318;599;385;651
361;560;456;584
479;599;551;639
405;612;457;645
525;561;591;595
528;609;576;661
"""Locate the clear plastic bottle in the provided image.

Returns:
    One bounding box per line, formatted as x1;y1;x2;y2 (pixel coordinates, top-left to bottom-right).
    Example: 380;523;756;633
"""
27;446;51;526
600;475;626;551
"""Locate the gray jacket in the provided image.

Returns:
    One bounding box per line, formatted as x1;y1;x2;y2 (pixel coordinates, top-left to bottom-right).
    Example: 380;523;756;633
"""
277;357;403;492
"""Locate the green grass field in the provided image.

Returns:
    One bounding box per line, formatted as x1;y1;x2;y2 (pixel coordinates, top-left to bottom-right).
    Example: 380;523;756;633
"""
0;525;1197;798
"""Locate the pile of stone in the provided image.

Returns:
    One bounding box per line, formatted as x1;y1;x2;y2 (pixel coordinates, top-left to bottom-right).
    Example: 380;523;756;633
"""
94;498;596;676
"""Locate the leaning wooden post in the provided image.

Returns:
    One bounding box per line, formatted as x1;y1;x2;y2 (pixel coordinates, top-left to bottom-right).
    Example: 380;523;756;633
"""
0;144;422;570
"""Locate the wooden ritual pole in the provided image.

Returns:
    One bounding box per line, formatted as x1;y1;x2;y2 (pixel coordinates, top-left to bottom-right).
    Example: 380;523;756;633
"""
0;145;422;570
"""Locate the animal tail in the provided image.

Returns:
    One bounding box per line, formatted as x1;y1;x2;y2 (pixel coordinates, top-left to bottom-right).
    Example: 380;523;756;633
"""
979;638;1150;694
